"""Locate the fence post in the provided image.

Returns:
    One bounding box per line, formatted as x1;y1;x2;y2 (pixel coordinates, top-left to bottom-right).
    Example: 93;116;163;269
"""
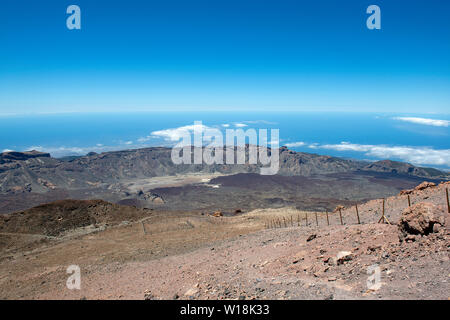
338;208;343;225
315;212;318;227
297;214;300;227
446;188;450;214
305;213;308;226
407;194;411;207
326;211;329;226
378;198;391;224
355;204;361;224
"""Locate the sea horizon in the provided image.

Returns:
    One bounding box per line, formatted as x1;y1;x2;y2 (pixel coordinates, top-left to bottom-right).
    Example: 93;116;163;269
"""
1;111;449;171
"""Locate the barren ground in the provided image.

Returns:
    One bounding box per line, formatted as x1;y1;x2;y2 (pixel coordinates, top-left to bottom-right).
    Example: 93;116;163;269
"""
0;183;449;300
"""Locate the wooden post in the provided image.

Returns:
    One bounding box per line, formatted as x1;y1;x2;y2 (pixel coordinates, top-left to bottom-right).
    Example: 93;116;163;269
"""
142;221;147;235
446;188;450;214
305;213;308;226
338;208;343;225
378;198;391;224
315;212;318;227
407;194;411;207
326;211;329;226
283;217;287;227
291;216;293;226
355;204;360;224
297;214;300;227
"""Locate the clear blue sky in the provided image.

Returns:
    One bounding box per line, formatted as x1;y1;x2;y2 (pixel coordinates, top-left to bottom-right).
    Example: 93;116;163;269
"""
0;0;449;114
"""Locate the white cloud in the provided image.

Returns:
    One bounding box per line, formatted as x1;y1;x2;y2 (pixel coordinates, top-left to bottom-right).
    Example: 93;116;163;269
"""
137;136;152;143
311;142;450;167
125;141;133;145
28;145;88;157
284;141;306;148
150;123;214;142
393;117;450;127
222;124;230;128
234;123;248;128
24;142;155;158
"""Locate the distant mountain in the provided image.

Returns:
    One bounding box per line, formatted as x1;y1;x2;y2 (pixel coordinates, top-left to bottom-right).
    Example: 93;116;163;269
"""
0;147;448;195
363;160;447;178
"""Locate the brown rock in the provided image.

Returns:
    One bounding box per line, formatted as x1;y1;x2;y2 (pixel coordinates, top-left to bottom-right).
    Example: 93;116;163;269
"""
336;251;353;265
414;181;436;191
399;189;413;195
398;202;445;238
212;211;223;217
333;205;345;213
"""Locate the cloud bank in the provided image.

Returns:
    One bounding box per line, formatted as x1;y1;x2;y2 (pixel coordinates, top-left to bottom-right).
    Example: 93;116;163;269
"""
284;141;305;147
312;142;450;167
393;117;450;127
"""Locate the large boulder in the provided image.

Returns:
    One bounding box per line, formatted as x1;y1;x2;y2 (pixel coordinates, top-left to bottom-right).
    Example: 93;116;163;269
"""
398;202;445;239
399;181;437;195
414;181;436;191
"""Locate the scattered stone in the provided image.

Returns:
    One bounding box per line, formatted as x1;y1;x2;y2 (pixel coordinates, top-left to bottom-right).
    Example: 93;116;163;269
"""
212;211;223;217
144;290;155;300
184;286;199;296
306;234;317;242
336;251;353;265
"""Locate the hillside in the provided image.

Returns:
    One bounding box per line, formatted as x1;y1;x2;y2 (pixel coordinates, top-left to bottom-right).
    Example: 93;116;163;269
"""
0;181;448;299
0;147;448;214
0;147;448;194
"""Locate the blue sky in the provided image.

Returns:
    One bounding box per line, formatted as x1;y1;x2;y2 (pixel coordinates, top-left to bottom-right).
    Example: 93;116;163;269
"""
0;0;449;114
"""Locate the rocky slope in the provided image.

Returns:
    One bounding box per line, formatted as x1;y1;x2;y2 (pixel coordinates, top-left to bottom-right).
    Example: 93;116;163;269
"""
0;147;448;195
0;147;448;214
0;199;152;237
0;181;447;300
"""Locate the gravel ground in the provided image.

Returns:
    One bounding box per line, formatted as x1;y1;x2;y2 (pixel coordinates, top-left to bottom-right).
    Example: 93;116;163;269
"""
1;182;449;300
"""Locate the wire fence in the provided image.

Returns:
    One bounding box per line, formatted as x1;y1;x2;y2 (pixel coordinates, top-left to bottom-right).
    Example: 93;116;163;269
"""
264;187;450;230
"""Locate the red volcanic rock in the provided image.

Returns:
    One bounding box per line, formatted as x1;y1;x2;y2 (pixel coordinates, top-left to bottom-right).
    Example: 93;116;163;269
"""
414;181;436;191
398;202;445;239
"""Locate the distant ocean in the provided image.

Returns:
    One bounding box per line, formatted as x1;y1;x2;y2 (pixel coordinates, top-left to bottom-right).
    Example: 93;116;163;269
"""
1;112;449;170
